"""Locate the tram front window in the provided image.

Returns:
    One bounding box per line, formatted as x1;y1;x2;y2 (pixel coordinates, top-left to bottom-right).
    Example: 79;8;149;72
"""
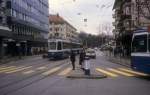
132;35;147;52
49;42;56;50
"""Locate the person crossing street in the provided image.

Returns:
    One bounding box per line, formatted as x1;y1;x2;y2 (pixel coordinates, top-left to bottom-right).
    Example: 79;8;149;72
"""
70;50;76;70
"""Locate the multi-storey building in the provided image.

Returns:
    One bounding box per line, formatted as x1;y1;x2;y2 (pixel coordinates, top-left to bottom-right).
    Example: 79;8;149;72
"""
113;0;150;56
49;14;79;42
0;0;49;59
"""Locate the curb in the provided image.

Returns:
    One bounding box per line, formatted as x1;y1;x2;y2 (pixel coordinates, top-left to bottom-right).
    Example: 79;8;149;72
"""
67;74;107;79
106;56;131;67
108;58;130;67
0;55;42;64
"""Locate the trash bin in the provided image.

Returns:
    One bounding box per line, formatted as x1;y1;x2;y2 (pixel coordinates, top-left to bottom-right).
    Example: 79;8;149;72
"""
84;56;90;75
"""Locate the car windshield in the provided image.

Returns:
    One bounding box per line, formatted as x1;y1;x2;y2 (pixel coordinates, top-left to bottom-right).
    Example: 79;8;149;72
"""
87;50;95;53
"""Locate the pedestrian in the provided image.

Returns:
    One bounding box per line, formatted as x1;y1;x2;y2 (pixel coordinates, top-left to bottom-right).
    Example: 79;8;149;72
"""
79;50;85;69
70;50;76;70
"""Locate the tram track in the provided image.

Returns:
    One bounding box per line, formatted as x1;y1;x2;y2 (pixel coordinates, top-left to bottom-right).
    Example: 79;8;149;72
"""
0;59;70;95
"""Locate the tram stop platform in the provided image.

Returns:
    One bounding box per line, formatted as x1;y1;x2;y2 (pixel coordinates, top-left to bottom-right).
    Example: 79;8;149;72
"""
67;67;107;79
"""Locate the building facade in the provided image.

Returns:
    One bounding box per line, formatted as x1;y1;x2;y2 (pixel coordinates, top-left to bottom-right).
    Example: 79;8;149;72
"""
49;14;79;42
0;0;49;59
113;0;150;56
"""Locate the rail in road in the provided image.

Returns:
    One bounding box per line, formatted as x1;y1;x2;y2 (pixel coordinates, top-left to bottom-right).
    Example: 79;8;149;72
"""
0;59;70;95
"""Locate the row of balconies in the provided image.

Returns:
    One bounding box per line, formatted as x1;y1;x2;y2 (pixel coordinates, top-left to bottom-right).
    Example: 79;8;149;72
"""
0;0;11;9
113;0;133;34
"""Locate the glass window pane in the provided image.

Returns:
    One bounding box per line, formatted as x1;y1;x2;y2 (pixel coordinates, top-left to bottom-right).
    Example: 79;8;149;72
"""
132;35;147;52
49;42;56;50
57;42;62;50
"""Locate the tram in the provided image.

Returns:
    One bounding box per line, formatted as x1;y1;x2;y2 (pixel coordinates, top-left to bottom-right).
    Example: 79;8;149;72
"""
48;39;82;59
131;28;150;74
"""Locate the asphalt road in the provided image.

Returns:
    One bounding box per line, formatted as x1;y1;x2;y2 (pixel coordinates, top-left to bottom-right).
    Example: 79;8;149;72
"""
0;51;150;95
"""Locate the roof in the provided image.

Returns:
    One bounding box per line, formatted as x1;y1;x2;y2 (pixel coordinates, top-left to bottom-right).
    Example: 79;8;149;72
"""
49;14;77;31
49;14;65;24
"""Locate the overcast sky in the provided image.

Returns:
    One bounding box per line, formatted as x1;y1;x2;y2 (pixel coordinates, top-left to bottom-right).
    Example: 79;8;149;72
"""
49;0;115;35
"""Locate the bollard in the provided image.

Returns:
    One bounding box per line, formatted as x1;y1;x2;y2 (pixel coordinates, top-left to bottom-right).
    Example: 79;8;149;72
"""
84;57;90;76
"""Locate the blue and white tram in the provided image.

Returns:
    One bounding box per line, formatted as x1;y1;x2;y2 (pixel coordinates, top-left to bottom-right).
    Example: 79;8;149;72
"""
48;39;82;59
131;28;150;74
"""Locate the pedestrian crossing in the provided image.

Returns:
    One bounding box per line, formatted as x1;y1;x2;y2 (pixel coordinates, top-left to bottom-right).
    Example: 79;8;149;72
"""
23;70;35;75
0;65;149;78
96;67;149;78
58;67;72;76
96;68;118;77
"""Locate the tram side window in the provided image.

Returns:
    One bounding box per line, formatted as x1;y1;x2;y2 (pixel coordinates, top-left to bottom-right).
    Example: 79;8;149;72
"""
57;42;62;50
63;42;70;49
132;35;147;52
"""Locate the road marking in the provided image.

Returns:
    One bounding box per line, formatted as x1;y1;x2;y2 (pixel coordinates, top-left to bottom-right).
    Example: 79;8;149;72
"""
5;66;32;74
107;68;135;77
96;68;118;77
0;66;16;71
58;68;72;76
0;66;7;68
118;68;149;76
37;67;47;70
23;70;35;74
42;67;61;76
0;66;24;73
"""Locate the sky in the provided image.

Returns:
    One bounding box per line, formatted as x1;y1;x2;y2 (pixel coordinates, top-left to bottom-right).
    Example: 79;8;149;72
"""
49;0;115;35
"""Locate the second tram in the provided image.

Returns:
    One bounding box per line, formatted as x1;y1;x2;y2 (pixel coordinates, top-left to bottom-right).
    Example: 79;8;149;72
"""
131;28;150;74
48;39;82;59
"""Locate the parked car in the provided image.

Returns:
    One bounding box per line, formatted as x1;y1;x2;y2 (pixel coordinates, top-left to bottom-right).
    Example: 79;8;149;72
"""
86;49;96;59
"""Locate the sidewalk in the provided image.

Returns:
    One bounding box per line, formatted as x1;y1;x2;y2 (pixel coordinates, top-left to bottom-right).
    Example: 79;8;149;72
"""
103;51;131;67
0;55;42;64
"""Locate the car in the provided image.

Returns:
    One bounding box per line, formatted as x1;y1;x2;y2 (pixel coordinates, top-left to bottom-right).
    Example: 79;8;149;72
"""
86;49;96;59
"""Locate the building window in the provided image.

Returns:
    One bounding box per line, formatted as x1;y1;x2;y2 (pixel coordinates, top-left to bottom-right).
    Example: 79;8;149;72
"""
0;17;2;24
12;10;17;17
55;27;59;32
50;28;52;31
55;33;59;37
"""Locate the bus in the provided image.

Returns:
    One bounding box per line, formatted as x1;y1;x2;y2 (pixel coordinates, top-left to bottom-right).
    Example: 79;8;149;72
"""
131;28;150;74
48;39;82;59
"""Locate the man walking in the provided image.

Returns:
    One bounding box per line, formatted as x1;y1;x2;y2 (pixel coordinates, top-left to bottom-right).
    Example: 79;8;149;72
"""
70;50;76;70
79;50;85;69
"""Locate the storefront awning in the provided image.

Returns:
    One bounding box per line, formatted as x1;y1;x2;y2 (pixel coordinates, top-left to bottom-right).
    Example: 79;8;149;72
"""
0;26;12;37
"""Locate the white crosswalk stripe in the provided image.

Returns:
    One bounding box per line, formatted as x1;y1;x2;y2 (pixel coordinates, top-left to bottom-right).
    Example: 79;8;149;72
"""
58;68;72;76
96;67;149;78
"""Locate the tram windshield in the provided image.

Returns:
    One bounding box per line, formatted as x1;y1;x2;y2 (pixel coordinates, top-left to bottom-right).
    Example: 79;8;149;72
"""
49;42;56;50
132;34;147;52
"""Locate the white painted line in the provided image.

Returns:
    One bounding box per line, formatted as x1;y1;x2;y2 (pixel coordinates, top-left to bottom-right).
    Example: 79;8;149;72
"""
58;68;72;76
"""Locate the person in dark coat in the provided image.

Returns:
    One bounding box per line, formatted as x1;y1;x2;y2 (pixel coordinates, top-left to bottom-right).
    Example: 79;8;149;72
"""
79;50;85;66
70;50;76;70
